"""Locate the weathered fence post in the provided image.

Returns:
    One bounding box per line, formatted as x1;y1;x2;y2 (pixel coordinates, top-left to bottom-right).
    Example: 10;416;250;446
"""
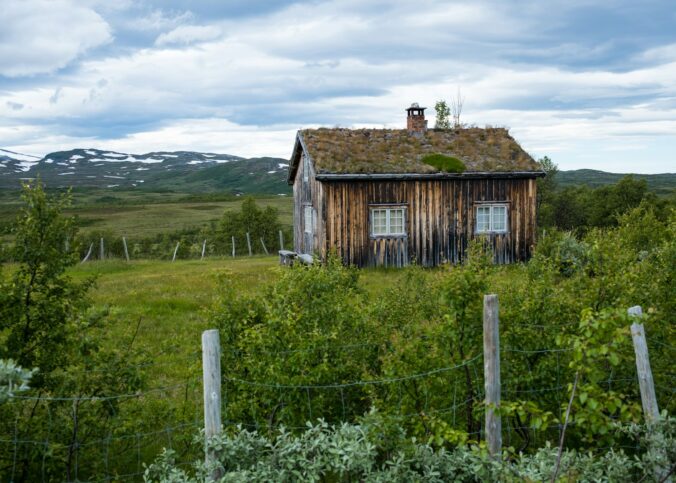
260;238;269;255
231;236;235;257
81;243;93;263
483;294;501;458
629;306;659;423
628;305;670;482
279;230;284;251
246;232;252;256
99;237;105;260
122;237;130;262
201;239;207;260
172;242;180;262
202;329;222;481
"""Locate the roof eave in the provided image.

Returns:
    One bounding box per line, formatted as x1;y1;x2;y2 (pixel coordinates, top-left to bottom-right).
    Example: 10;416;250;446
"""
314;171;546;181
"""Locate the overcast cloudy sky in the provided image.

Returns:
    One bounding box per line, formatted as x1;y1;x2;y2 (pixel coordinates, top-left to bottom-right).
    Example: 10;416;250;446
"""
1;0;674;172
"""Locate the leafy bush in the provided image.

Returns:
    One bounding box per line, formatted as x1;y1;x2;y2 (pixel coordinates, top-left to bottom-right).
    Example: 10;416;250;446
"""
144;418;675;482
421;154;466;173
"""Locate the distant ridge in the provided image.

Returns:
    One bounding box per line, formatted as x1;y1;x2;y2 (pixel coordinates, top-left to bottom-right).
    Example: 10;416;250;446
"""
557;169;676;196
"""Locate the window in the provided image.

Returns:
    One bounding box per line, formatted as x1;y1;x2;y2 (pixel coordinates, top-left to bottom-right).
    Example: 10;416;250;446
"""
304;206;313;234
371;207;406;236
476;204;508;233
303;155;310;182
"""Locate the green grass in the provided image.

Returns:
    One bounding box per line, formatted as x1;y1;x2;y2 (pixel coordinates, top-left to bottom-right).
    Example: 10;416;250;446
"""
0;190;294;238
71;256;283;383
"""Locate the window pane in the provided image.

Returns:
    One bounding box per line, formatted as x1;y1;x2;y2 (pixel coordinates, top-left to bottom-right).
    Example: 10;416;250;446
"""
389;209;404;234
372;209;387;235
304;206;313;233
492;206;506;231
477;206;490;232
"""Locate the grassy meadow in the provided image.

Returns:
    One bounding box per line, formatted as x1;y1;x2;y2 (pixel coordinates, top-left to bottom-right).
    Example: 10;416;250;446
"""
0;189;293;239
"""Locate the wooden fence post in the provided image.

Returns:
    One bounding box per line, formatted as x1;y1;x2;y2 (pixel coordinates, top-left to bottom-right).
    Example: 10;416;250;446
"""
122;237;130;262
483;294;502;458
231;236;235;257
628;306;670;483
279;230;284;251
629;306;659;423
246;232;252;256
172;242;180;262
202;329;222;480
260;238;269;255
81;243;93;263
99;237;104;261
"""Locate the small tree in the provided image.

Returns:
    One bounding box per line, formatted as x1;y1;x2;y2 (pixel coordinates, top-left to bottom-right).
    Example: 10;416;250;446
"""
0;181;92;382
450;87;465;128
434;100;451;129
219;197;285;255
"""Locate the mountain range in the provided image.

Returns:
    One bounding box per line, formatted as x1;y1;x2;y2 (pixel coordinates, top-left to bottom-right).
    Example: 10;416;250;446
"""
0;148;291;194
1;148;673;196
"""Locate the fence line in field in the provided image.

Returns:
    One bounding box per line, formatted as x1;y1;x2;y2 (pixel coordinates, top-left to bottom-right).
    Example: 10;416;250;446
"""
3;298;672;482
73;229;291;263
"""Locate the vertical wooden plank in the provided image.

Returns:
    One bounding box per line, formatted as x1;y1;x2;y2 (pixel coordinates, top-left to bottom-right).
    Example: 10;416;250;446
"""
483;294;502;458
202;329;222;481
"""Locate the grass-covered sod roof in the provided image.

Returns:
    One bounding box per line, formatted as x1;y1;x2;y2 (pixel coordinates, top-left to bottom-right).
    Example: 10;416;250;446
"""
297;127;539;175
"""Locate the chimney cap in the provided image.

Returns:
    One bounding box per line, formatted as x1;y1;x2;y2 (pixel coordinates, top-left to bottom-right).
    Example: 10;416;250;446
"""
405;103;426;112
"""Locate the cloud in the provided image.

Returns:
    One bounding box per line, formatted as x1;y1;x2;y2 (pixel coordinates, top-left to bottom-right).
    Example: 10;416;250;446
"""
155;25;222;46
6;101;24;111
0;0;112;77
1;0;675;173
126;8;194;31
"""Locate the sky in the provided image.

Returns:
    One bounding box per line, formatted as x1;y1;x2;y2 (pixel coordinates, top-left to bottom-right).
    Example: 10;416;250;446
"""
1;0;675;173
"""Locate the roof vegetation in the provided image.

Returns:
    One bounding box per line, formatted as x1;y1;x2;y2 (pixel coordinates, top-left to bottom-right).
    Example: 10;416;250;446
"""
422;154;466;173
298;127;539;175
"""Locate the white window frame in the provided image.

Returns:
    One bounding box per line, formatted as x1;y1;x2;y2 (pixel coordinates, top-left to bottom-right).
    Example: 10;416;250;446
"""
475;203;508;234
304;205;313;234
370;206;407;237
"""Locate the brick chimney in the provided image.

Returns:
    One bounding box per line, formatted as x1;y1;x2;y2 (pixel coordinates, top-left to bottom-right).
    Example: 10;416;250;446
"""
406;103;427;133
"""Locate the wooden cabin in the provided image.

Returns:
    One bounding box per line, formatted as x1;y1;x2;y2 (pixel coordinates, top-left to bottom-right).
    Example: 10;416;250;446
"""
287;104;544;267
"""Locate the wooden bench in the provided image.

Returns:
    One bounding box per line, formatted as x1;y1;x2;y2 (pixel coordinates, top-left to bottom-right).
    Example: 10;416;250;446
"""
278;250;297;266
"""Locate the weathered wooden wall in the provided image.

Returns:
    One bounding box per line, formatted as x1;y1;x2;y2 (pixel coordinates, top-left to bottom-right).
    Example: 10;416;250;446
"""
319;178;537;267
293;153;324;255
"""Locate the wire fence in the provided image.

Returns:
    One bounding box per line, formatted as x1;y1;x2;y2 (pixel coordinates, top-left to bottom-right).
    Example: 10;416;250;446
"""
2;311;673;482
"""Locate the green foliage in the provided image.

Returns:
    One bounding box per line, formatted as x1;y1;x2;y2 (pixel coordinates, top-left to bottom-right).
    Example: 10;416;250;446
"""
145;418;676;482
0;181;152;480
557;308;642;443
434;100;451;129
538;169;670;232
218;196;287;255
421;154;466;173
0;181;92;379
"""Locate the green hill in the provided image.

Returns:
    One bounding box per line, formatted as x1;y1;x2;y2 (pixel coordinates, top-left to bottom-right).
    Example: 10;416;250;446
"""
557;169;676;196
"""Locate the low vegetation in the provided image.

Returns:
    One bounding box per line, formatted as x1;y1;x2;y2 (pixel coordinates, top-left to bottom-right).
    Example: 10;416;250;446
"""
0;175;674;481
